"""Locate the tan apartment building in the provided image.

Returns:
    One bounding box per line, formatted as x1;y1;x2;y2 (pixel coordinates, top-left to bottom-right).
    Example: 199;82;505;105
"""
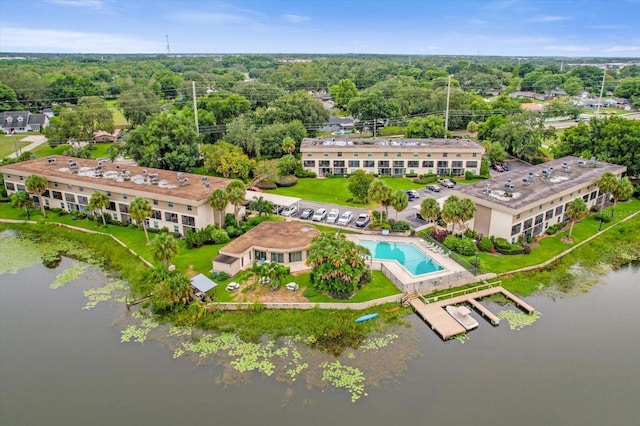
299;136;485;177
454;156;626;242
0;155;235;235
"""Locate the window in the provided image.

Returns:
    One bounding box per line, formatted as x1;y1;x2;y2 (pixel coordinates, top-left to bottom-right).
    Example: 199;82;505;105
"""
396;152;402;157
5;182;15;191
153;199;158;206
173;226;179;233
19;176;24;181
67;184;72;190
422;160;434;168
119;203;129;214
123;194;128;200
367;152;372;157
378;160;389;167
153;221;159;229
472;153;477;158
452;161;463;168
443;153;448;158
168;202;173;208
524;218;533;230
289;251;302;262
107;201;116;211
364;160;375;167
427;153;432;158
348;160;360;167
106;191;111;197
466;161;478;168
408;160;419;167
590;191;597;200
271;252;284;263
545;209;553;220
437;160;448;168
187;205;192;212
151;209;161;220
511;223;521;235
337;152;342;157
353;152;359;157
79;187;84;192
456;153;461;157
393;160;404;167
303;160;316;167
52;191;63;200
14;184;24;191
323;152;329;157
165;212;178;223
255;250;267;261
535;214;543;225
383;152;388;157
319;160;330;167
77;196;88;206
333;160;345;167
43;190;49;198
515;213;521;220
181;215;195;227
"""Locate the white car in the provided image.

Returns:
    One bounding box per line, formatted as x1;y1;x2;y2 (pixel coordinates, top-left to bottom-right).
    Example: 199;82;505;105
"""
337;211;353;226
285;282;299;291
282;205;298;217
326;208;340;224
312;208;327;221
226;282;240;291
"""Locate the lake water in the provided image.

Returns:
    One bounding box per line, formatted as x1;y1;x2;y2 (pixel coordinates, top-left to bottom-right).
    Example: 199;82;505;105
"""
1;256;639;425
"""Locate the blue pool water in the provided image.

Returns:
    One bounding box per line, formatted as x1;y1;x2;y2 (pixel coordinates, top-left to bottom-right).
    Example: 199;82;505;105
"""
358;240;444;276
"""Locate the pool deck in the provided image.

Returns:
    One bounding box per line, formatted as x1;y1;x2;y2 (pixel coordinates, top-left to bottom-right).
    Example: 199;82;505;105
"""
346;235;472;292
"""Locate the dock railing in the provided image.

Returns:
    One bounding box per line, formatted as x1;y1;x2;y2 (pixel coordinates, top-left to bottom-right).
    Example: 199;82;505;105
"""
422;280;499;304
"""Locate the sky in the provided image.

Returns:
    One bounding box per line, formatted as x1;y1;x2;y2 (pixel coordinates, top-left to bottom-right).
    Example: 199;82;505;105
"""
1;0;639;57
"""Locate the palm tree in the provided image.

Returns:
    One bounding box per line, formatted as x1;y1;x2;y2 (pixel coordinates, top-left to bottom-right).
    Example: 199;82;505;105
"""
25;174;48;218
456;197;477;232
129;197;152;245
150;233;178;267
88;191;110;226
390;190;408;220
367;179;392;223
249;196;273;218
441;195;461;233
208;188;228;226
225;180;246;226
596;172;618;213
566;198;588;240
610;177;634;218
262;261;290;290
281;136;296;155
10;190;34;220
420;198;441;224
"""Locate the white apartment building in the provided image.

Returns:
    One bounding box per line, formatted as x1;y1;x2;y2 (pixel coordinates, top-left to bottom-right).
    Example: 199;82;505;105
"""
300;136;485;177
454;156;627;241
1;156;235;235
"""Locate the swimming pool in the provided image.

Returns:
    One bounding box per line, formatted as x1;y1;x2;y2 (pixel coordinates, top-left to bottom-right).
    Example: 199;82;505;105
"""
358;240;444;276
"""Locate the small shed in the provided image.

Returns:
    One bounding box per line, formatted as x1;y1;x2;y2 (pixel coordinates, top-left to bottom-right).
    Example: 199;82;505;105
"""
190;273;217;293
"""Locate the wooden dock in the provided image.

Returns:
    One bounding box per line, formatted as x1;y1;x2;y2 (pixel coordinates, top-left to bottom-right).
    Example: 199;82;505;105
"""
408;285;534;339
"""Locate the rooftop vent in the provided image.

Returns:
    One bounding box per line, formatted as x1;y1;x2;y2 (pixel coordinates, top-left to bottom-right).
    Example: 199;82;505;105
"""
505;180;515;192
179;178;189;187
484;183;491;194
523;176;532;185
589;157;598;167
68;161;78;169
45;157;56;165
116;164;120;170
542;168;552;178
148;173;159;183
204;182;211;189
142;169;147;175
177;172;183;179
562;162;571;172
577;157;586;167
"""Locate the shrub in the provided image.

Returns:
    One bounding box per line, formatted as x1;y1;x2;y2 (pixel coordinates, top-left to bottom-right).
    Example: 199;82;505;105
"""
275;175;298;187
510;244;525;255
430;228;448;243
590;205;601;213
530;157;546;165
479;237;493;252
390;220;410;232
413;174;438;185
405;172;418;178
443;235;458;251
256;181;277;190
210;227;230;244
246;216;266;227
225;225;244;238
465;171;475;180
457;238;477;256
592;213;612;223
494;237;511;253
294;166;316;178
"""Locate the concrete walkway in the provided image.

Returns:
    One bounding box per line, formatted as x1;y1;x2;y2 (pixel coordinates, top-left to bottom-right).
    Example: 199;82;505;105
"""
7;135;48;158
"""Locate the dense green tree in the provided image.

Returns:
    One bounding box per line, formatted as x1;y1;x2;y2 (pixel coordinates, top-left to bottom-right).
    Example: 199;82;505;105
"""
25;174;48;218
47;75;100;103
565;198;588;240
482;141;508;166
153;70;184;99
367;179;393;220
248;195;273;218
563;76;584;96
0;83;19;111
405;115;447;138
10;190;34;219
223;116;261;157
88;191;110;226
150;233;179;266
230;81;285;108
125;111;200;171
477;115;506;141
306;232;371;299
420;198;441;223
596;172;618;213
199;92;251;124
281;136;296;155
441;195;460;233
610;177;634;217
390;190;409;220
329;78;359;110
278;154;298;176
614;77;640;102
202;141;254;180
152;271;193;312
117;87;161;127
129;197;152;245
347;170;375;204
348;90;399;129
265;90;329;133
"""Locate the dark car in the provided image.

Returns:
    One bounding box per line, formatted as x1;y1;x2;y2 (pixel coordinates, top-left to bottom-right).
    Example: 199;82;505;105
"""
501;163;510;171
355;213;371;228
299;208;314;220
427;184;441;192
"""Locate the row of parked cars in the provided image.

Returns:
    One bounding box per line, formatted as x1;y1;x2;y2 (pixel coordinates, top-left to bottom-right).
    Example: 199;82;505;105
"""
285;207;372;228
492;163;510;172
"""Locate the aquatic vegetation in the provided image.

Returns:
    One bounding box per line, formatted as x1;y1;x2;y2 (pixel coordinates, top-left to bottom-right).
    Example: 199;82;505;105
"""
50;262;87;289
321;361;366;402
360;334;398;351
453;333;469;344
0;232;42;274
120;315;159;343
498;310;542;330
82;280;129;310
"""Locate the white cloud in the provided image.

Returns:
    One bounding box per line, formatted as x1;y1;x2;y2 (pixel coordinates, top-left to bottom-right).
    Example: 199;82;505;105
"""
544;44;591;52
605;45;639;52
0;27;160;53
43;0;107;9
281;14;310;23
167;11;253;25
589;24;627;30
530;15;571;22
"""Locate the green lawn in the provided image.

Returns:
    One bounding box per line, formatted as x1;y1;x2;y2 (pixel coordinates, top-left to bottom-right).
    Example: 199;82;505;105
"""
28;142;113;159
268;176;423;207
106;100;129;127
0;134;32;159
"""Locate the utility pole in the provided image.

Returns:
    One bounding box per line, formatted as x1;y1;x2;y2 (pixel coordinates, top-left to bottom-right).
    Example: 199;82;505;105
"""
444;74;452;141
165;35;170;56
192;81;199;136
595;66;606;118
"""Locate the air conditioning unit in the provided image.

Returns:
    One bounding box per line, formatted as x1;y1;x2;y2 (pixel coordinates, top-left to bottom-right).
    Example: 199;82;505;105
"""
522;176;531;185
577;157;586;167
179;178;189;187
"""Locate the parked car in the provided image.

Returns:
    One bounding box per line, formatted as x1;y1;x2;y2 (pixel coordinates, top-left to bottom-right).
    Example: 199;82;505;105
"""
337;211;353;226
404;189;419;200
326;208;340;224
439;179;455;188
492;164;504;172
355;213;371;227
282;205;298;217
312;208;327;222
299;208;314;220
226;282;241;291
273;205;284;215
285;282;299;291
501;163;510;171
427;184;441;192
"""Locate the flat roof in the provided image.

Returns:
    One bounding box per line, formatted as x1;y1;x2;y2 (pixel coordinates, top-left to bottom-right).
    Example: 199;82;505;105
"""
190;273;217;292
245;190;300;207
454;156;626;211
220;221;319;255
300;136;483;151
0;155;233;203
